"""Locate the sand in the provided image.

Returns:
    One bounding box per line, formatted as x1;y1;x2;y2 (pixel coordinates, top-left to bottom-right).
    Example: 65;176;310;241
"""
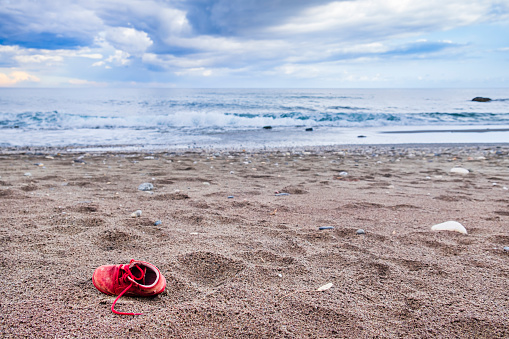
1;144;509;338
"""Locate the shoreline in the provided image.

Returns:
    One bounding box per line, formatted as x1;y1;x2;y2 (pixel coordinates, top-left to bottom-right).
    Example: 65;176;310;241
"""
2;142;509;156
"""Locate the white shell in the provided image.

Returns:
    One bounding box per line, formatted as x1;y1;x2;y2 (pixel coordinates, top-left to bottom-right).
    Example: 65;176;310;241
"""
316;282;333;291
431;221;467;234
130;210;142;218
450;167;469;174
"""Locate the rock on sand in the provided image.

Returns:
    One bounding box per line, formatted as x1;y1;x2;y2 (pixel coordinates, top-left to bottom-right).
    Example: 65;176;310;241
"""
431;221;467;234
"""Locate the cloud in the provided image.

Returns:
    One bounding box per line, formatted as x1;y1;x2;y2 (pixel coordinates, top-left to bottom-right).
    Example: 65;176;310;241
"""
268;0;490;40
0;0;508;87
0;1;102;49
68;78;106;86
180;0;331;36
0;45;104;68
103;27;153;56
14;54;64;64
0;71;40;86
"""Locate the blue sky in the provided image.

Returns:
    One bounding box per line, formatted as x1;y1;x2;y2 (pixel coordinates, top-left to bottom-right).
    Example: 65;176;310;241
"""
0;0;508;88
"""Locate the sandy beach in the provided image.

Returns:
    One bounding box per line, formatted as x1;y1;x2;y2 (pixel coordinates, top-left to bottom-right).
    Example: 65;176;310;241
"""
1;144;509;338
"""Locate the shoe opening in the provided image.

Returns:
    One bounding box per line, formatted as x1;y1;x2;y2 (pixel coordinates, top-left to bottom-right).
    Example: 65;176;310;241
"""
131;264;158;286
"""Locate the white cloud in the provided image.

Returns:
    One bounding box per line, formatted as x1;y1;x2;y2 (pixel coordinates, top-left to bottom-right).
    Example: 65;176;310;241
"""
174;67;214;77
68;78;106;86
103;27;153;55
105;50;131;66
0;71;40;87
14;54;64;64
269;0;491;39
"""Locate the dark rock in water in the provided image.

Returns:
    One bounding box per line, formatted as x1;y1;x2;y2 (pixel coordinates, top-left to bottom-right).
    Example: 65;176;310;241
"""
472;97;492;102
357;135;367;138
305;128;313;132
263;126;272;130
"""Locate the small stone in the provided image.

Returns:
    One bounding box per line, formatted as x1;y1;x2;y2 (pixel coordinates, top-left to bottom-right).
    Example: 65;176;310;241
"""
357;135;367;138
338;171;348;176
450;167;469;174
34;163;44;167
154;220;162;226
504;246;509;252
305;128;313;132
275;193;290;196
24;172;32;177
131;210;142;218
263;126;272;130
319;226;335;230
317;283;333;291
227;196;234;199
356;229;366;235
431;221;467;234
138;183;154;191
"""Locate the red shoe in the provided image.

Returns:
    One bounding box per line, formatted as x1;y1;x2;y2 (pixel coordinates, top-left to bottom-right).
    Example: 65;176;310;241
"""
92;259;166;315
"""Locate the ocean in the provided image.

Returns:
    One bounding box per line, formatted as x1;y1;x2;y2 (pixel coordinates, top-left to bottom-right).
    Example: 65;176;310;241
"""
0;88;508;150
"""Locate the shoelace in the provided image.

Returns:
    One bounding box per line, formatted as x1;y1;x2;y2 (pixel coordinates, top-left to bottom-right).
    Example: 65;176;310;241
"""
111;259;146;316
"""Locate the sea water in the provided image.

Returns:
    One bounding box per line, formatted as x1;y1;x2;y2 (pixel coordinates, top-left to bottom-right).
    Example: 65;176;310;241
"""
0;88;508;149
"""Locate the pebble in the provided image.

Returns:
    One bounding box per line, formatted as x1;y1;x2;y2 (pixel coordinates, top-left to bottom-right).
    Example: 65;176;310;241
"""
154;220;162;226
431;221;467;234
316;283;333;291
34;163;44;167
504;246;509;252
138;183;154;191
319;226;335;230
356;229;366;235
450;167;469;174
275;193;290;196
131;210;142;218
227;196;234;199
24;172;32;177
338;171;348;176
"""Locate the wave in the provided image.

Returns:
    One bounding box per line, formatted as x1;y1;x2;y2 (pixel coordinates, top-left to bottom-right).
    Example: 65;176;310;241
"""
1;110;508;132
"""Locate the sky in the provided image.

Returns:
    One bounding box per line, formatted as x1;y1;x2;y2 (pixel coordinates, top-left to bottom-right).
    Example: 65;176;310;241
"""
0;0;508;88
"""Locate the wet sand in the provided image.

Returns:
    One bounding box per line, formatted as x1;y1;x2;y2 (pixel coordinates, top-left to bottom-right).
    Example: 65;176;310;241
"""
1;144;509;338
